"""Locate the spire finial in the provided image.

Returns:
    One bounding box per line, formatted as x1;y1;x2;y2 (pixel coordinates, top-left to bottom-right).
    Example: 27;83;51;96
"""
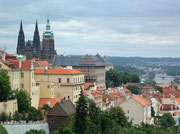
35;19;38;31
20;19;23;31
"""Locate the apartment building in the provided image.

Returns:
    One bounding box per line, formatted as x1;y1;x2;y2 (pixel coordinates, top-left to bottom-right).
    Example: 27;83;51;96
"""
120;95;153;125
34;67;85;104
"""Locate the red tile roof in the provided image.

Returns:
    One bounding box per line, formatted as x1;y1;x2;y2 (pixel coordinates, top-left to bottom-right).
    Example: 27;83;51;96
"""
84;82;94;90
39;97;62;108
90;90;102;98
132;95;151;106
123;88;131;93
172;98;180;104
34;68;85;75
35;61;49;67
97;87;105;91
84;90;88;96
173;112;180;115
110;92;123;97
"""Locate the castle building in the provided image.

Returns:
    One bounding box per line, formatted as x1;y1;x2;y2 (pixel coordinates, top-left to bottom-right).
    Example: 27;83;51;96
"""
17;17;56;62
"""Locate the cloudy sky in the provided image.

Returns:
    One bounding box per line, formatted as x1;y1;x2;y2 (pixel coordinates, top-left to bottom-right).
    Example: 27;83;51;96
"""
0;0;180;57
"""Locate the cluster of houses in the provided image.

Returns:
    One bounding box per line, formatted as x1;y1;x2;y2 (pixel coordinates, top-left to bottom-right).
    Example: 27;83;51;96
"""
0;49;180;132
84;82;180;126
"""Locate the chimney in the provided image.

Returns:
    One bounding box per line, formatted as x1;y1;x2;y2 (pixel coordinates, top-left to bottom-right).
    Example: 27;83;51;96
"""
45;66;48;72
19;58;22;69
2;50;5;61
30;60;34;70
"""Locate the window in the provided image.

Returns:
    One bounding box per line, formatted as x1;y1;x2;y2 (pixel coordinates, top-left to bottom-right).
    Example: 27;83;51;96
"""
127;110;129;114
21;83;24;88
47;85;50;88
50;118;55;123
64;97;66;100
68;96;70;100
21;73;24;78
67;78;70;83
59;78;61;83
32;82;33;87
32;72;34;78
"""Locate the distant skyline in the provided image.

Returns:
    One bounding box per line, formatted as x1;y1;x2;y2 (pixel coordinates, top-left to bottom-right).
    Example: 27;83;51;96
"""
1;0;180;57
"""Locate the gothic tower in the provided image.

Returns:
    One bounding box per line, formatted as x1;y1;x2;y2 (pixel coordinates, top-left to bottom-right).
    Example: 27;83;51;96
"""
33;20;41;58
41;15;56;62
17;20;25;55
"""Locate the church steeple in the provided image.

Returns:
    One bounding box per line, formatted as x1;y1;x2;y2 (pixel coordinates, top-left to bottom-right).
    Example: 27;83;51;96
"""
33;20;41;58
17;20;25;55
43;15;53;37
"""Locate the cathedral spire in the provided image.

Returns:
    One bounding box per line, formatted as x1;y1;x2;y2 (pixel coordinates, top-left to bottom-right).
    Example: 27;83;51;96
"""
33;19;40;58
35;19;38;32
20;19;23;32
17;20;25;55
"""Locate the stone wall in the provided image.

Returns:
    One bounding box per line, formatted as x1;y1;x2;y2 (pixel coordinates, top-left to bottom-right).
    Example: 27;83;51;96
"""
3;123;49;134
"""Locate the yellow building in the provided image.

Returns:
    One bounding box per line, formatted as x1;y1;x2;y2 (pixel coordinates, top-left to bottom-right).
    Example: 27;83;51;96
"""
34;68;85;104
7;60;40;109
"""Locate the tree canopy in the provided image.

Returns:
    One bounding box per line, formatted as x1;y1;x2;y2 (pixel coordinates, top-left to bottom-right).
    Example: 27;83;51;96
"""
106;69;140;88
0;69;11;102
74;89;88;134
14;89;31;113
126;85;140;94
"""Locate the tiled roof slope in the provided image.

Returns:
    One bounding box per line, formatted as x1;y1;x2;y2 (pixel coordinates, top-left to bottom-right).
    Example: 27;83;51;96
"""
39;97;62;108
34;68;85;75
132;95;151;106
53;54;113;67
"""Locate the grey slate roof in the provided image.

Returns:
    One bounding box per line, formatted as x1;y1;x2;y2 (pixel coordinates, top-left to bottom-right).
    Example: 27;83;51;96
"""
53;54;113;67
48;100;76;116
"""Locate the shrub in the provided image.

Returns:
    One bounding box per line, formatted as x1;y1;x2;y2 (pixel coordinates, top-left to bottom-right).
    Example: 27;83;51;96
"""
0;112;7;123
0;125;8;134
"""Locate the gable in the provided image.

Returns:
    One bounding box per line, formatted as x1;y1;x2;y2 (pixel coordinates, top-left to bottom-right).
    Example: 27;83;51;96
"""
48;103;67;116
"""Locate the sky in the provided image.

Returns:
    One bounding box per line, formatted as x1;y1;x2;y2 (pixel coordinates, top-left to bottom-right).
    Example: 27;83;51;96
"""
0;0;180;57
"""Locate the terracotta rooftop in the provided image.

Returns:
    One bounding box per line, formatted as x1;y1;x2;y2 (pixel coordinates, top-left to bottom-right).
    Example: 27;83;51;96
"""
84;82;94;90
132;95;151;106
39;97;62;108
35;60;49;67
172;98;180;104
97;87;105;91
34;68;85;75
123;88;131;93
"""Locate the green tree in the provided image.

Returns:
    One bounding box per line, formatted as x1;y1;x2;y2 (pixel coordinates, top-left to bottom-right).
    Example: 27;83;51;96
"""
151;107;155;117
74;89;88;134
160;113;176;128
13;111;22;122
25;129;46;134
42;104;51;115
88;99;101;126
109;107;127;127
59;125;74;134
100;111;114;134
7;112;12;121
0;112;7;123
0;69;11;102
15;89;31;113
131;74;140;83
145;80;156;86
0;125;8;134
155;86;163;93
126;85;140;94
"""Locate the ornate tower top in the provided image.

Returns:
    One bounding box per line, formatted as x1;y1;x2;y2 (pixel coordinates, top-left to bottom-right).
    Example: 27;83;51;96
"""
43;15;53;37
17;19;25;54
